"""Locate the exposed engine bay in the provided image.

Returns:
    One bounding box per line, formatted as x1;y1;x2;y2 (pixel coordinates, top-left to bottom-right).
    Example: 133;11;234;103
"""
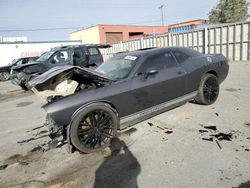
29;66;113;102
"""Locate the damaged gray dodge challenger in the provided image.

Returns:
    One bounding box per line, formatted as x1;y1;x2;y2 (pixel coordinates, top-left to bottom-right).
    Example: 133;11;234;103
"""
29;47;229;153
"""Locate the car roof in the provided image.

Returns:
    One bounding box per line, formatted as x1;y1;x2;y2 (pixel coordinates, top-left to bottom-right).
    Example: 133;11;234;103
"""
51;44;111;51
114;47;202;58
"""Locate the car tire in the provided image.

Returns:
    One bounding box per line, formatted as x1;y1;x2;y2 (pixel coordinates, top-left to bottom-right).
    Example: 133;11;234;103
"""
19;73;31;90
0;72;10;81
70;103;118;153
194;74;219;105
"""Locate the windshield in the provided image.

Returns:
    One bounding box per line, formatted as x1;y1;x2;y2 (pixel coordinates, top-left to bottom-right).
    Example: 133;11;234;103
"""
9;59;18;65
95;55;138;80
37;51;55;62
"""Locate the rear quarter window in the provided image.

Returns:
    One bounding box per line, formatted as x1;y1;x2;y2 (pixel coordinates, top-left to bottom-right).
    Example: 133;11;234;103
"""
172;51;190;64
88;48;100;55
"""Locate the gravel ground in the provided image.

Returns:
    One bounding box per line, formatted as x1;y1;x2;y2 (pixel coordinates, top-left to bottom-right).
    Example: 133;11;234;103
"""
0;62;249;188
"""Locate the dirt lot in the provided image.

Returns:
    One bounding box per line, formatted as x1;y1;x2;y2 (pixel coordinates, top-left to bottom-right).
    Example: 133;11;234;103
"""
0;62;249;188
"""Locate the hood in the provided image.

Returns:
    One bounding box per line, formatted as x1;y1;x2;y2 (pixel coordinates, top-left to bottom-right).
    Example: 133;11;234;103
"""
0;65;11;72
29;65;113;89
29;65;114;101
12;62;39;71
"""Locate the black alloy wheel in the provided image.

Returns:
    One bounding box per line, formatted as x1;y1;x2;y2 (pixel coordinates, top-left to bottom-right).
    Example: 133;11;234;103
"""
203;77;219;103
195;74;219;105
70;104;118;153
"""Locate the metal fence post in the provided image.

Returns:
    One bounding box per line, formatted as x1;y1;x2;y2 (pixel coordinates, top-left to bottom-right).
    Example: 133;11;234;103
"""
168;33;172;46
204;27;208;54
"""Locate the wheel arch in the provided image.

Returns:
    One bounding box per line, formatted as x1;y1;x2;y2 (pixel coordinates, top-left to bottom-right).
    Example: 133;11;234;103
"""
205;70;218;77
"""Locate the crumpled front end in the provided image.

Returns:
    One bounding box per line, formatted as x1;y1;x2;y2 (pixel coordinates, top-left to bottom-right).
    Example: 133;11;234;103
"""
30;66;114;142
29;65;113;102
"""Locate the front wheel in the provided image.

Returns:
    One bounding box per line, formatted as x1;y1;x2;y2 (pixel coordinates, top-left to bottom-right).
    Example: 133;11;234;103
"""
194;74;219;105
70;103;118;153
0;72;10;81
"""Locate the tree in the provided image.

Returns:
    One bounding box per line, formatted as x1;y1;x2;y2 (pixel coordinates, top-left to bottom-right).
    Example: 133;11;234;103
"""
208;0;249;23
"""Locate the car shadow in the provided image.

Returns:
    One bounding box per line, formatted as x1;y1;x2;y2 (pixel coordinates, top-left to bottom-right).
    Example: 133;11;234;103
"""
93;137;141;188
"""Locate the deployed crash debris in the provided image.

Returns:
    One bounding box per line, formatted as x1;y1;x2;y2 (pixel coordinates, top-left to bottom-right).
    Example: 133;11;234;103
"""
215;140;222;149
203;125;217;131
210;132;232;141
0;164;8;170
147;122;154;127
198;125;248;150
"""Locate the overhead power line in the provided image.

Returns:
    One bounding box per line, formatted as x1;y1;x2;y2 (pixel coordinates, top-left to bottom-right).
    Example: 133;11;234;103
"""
0;19;164;33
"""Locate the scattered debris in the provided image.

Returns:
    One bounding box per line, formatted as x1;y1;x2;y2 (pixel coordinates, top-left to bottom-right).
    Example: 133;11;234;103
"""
165;131;173;134
49;140;64;150
210;133;232;141
147;122;154;126
225;88;238;92
202;137;213;142
216;140;222;149
203;126;217;131
26;125;45;133
36;130;49;136
244;122;250;126
0;164;8;170
199;130;208;133
123;128;137;136
29;146;43;153
236;108;239;110
17;135;48;144
215;113;219;116
235;149;239;152
156;126;165;130
245;149;249;151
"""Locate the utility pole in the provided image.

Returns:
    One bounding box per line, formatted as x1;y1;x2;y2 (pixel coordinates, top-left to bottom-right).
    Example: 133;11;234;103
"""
159;4;165;26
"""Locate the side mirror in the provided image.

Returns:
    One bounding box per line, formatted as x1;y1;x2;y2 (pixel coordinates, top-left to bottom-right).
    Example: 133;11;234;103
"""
144;69;159;79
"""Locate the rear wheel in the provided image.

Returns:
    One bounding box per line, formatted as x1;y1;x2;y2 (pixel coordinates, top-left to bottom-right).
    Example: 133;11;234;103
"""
70;103;118;153
195;74;219;105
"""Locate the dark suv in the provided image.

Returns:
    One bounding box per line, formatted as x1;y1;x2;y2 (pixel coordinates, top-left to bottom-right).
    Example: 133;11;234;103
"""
11;44;110;90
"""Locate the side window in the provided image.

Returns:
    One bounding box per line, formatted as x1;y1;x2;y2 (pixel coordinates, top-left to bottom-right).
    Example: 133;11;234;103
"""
164;52;177;68
15;59;24;66
73;48;87;66
52;50;70;63
88;47;99;55
172;51;189;64
137;54;165;73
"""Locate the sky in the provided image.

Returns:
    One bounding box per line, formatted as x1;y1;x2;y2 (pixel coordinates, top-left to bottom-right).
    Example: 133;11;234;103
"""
0;0;248;41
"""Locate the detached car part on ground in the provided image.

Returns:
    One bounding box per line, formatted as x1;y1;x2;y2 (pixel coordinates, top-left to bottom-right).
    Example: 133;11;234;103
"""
10;44;110;90
0;57;38;81
30;47;229;153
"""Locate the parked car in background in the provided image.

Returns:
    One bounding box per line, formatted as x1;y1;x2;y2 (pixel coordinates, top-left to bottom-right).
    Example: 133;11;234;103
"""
0;56;38;81
29;47;229;153
10;44;110;90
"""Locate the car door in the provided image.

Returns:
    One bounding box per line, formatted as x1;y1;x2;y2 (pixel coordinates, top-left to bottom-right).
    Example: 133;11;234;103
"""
130;51;187;114
73;47;88;68
47;49;72;69
86;47;103;67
